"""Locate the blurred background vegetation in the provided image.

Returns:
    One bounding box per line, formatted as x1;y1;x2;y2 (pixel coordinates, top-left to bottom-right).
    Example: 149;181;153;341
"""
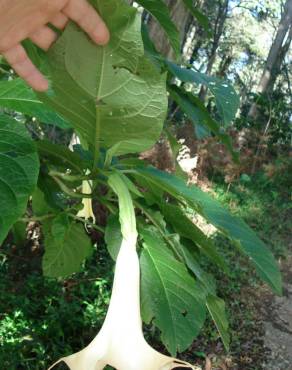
0;0;291;369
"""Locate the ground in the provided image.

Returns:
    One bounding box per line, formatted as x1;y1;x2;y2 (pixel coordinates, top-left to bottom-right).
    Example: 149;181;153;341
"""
263;255;292;370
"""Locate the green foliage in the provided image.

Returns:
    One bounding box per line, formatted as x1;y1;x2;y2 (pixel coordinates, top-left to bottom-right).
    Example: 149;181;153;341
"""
134;167;282;294
182;0;211;36
140;227;206;355
166;61;240;126
161;203;228;272
0;79;69;129
39;0;167;158
141;27;240;154
0;246;112;370
0;0;282;362
135;0;181;56
0;115;39;244
168;85;238;159
42;214;93;278
206;295;230;351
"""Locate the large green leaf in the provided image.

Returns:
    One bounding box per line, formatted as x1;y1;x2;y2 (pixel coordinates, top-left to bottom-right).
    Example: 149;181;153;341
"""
140;227;206;355
0;79;69;128
32;187;54;217
135;167;282;295
36;140;87;173
43;214;92;277
39;0;167;158
206;294;230;351
166;61;240;125
135;0;181;56
172;242;229;350
0;114;39;244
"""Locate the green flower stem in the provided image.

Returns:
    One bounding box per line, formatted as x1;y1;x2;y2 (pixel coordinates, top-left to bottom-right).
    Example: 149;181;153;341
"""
49;170;90;182
51;176;92;199
68;214;105;233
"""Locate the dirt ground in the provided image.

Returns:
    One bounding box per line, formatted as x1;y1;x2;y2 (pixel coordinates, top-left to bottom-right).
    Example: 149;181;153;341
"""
262;253;292;370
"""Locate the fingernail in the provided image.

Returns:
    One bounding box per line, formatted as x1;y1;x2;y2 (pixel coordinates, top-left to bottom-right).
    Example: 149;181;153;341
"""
93;27;110;45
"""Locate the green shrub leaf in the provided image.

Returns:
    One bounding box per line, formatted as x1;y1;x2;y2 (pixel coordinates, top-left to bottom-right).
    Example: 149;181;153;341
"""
168;85;239;161
136;167;282;295
182;0;211;36
43;214;92;278
166;61;240;125
0;79;69;128
206;295;230;351
136;0;181;56
39;0;167;158
0;115;39;244
36;140;86;173
140;227;206;355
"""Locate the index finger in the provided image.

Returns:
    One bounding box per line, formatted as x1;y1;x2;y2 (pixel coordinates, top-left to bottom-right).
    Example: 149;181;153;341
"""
3;44;48;91
63;0;110;45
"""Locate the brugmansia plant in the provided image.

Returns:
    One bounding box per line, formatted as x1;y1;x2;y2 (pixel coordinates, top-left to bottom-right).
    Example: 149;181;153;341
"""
0;0;282;369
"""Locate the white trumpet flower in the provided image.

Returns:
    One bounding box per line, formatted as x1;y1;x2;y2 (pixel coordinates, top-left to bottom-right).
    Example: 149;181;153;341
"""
48;233;198;370
77;178;96;223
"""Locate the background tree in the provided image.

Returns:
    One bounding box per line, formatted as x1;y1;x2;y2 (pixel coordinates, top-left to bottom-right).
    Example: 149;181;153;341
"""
248;0;292;118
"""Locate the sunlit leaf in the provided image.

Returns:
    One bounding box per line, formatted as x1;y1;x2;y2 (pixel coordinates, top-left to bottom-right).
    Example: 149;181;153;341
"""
166;61;240;125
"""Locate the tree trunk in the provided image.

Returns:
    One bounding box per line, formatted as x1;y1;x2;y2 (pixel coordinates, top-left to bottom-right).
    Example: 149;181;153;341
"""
199;0;229;101
147;0;192;60
248;0;292;118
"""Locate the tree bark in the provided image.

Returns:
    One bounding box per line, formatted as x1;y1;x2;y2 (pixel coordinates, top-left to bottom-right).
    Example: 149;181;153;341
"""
199;0;229;101
248;0;292;118
147;0;192;60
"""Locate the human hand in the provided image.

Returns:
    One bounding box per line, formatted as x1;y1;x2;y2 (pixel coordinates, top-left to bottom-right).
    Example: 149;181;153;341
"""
0;0;109;91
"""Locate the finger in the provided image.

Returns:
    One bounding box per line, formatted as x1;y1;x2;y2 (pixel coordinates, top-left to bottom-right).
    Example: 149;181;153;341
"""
63;0;110;45
29;26;58;51
50;12;69;30
3;44;48;92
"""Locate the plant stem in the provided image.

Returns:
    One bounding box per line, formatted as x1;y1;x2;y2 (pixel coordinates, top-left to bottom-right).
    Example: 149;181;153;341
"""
49;170;89;182
92;108;101;173
51;176;92;199
68;214;105;233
